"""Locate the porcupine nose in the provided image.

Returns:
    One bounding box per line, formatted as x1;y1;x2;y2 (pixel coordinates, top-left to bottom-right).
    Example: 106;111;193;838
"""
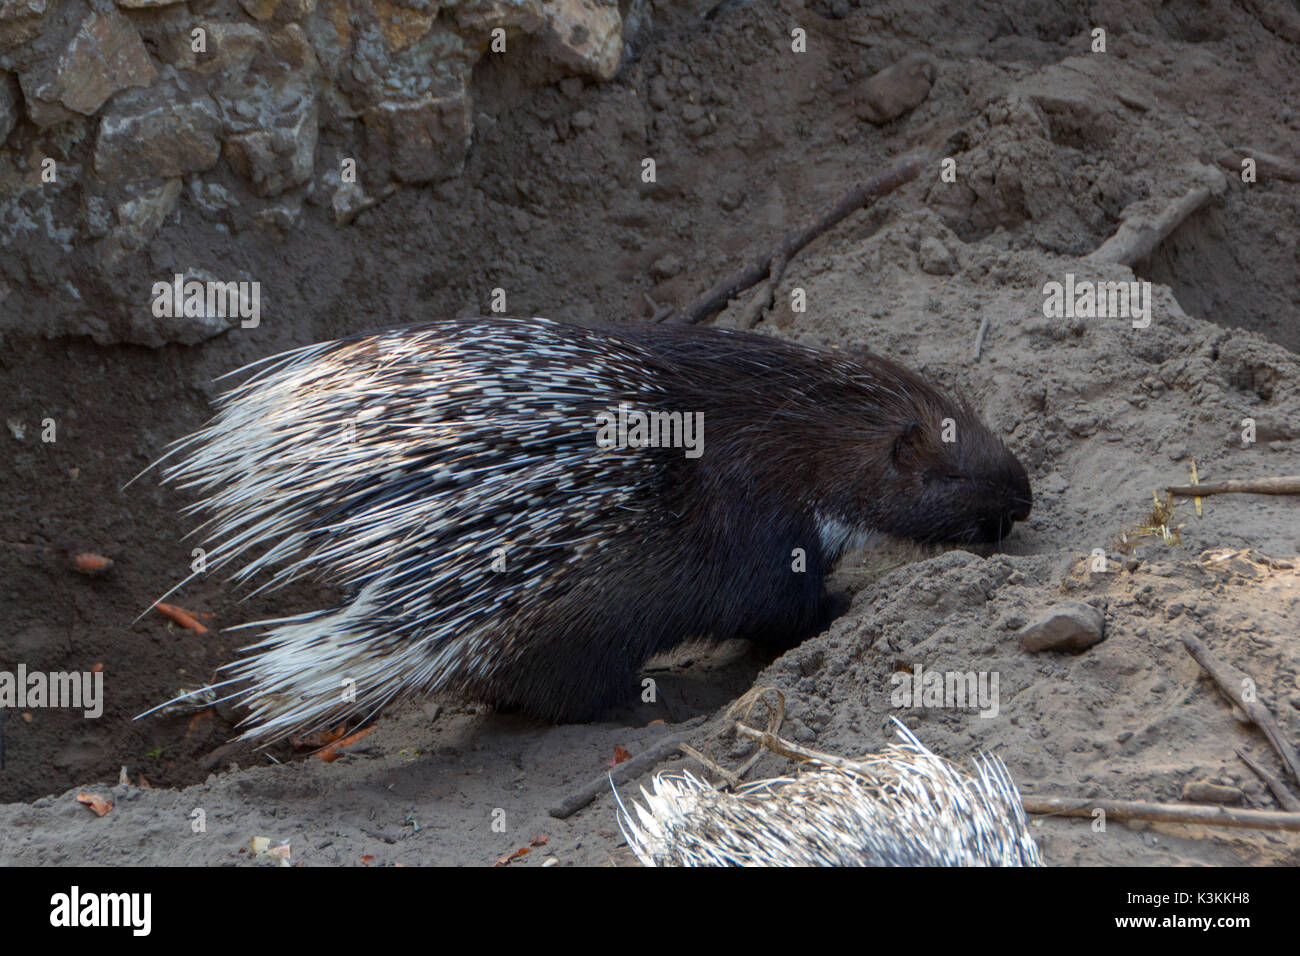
976;484;1031;543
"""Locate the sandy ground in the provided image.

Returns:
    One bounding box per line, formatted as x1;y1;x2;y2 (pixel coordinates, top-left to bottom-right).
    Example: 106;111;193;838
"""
3;0;1300;865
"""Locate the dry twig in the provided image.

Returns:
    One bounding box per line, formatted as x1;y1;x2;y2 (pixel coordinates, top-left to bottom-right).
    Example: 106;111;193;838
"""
1088;167;1227;267
665;153;927;325
1167;476;1300;497
1023;796;1300;831
1181;634;1300;790
1236;749;1300;812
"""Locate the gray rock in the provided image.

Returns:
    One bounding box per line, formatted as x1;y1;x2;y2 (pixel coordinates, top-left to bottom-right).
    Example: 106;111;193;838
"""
856;52;935;125
0;73;17;145
19;10;156;122
99;178;181;266
194;23;270;82
543;0;622;80
238;0;316;20
651;254;683;280
143;268;248;345
919;237;957;275
648;76;671;111
188;179;240;217
1018;601;1106;653
223;81;318;196
461;0;622;81
364;91;471;184
0;1;51;56
94;85;222;181
332;180;378;226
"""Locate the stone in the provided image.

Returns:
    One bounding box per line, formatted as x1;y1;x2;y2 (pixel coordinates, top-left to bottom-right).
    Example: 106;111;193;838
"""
0;74;17;146
449;0;620;81
648;75;670;111
116;0;187;7
240;0;280;18
223;81;318;196
650;254;683;280
919;237;957;275
251;197;303;237
1018;601;1106;653
364;90;470;184
117;179;181;242
332;180;378;226
188;178;240;218
0;0;52;56
99;178;181;266
371;0;437;51
856;52;934;125
194;23;270;81
539;0;622;80
146;268;245;345
239;0;318;24
94;86;222;182
19;10;156;122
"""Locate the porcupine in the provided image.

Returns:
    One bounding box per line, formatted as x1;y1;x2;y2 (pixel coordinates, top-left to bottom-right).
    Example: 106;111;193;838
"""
615;721;1042;867
146;316;1032;741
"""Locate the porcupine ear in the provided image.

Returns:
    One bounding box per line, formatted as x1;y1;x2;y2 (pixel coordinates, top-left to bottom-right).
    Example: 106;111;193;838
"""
890;419;926;469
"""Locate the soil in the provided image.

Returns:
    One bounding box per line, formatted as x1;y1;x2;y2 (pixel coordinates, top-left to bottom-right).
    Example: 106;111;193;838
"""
3;0;1300;866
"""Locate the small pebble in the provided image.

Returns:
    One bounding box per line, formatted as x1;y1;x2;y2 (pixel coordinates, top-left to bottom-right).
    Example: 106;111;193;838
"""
1018;601;1106;653
918;237;957;275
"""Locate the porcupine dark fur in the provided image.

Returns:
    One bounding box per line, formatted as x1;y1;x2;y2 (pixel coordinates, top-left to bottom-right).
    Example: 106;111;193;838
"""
148;316;1031;741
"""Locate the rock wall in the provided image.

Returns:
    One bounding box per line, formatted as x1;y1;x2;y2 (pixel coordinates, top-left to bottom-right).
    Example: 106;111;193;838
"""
0;0;631;345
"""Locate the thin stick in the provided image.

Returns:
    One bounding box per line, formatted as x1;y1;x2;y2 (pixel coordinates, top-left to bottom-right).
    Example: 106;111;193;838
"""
733;722;867;771
973;314;990;361
1167;476;1300;497
666;154;928;325
1182;635;1300;789
1237;749;1300;812
549;719;705;819
1088;170;1226;267
677;742;742;789
1023;796;1300;831
738;251;789;329
1214;147;1300;182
